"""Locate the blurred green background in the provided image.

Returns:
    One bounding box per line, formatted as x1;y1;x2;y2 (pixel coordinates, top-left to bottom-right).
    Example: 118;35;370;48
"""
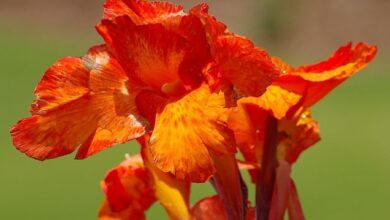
1;0;389;219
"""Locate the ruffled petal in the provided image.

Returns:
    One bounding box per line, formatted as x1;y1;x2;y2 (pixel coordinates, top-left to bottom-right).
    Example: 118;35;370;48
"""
149;85;235;182
189;3;227;45
275;42;377;109
97;16;195;94
77;46;146;158
176;14;212;89
99;154;155;220
29;57;89;114
103;0;184;24
277;111;320;164
212;35;280;96
103;1;211;89
11;46;145;160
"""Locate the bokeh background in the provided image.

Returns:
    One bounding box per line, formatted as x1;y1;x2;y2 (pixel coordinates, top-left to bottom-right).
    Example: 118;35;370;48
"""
1;0;389;219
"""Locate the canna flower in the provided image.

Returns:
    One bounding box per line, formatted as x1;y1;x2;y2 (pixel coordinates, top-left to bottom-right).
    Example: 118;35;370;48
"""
229;42;377;178
99;144;190;220
10;0;377;219
228;42;377;219
99;151;255;220
10;0;279;184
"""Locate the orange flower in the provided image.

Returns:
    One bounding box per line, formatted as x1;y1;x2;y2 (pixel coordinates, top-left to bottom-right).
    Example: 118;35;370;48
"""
10;1;377;219
102;134;243;220
11;0;279;183
229;42;377;178
228;42;377;219
99;152;190;220
99;152;253;220
99;154;155;220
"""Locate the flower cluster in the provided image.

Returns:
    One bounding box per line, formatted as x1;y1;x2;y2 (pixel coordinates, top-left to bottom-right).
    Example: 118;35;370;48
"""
11;1;376;219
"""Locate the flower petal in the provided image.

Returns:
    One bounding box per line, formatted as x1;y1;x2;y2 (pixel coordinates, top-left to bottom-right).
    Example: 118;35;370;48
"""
212;35;280;96
191;195;257;220
228;103;269;182
135;90;167;127
275;42;377;109
277;111;320;164
176;14;212;89
97;16;192;94
103;0;184;23
77;46;146;158
11;46;145;160
150;85;235;182
99;154;155;220
240;85;301;120
191;195;227;220
140;137;191;220
29;57;89;114
189;3;227;44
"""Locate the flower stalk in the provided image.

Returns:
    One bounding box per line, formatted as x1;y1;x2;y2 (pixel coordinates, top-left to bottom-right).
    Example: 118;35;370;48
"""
256;115;278;220
211;152;247;220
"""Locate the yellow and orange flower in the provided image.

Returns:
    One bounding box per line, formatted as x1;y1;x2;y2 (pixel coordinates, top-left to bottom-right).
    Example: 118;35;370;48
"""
228;42;377;218
229;42;377;177
11;0;279;183
10;1;378;219
99;152;254;220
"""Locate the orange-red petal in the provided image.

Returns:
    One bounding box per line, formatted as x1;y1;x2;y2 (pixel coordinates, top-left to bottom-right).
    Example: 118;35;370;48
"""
191;195;227;220
277;111;320;164
149;85;235;182
189;3;227;45
228;103;270;182
212;35;280;96
103;0;184;24
97;16;194;94
103;1;211;90
99;154;155;220
191;195;255;220
77;46;146;158
135;90;167;127
11;46;145;160
29;57;89;114
275;42;377;110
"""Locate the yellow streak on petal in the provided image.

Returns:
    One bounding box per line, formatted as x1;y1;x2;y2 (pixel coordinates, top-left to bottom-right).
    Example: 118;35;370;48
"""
143;145;191;220
240;85;301;119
